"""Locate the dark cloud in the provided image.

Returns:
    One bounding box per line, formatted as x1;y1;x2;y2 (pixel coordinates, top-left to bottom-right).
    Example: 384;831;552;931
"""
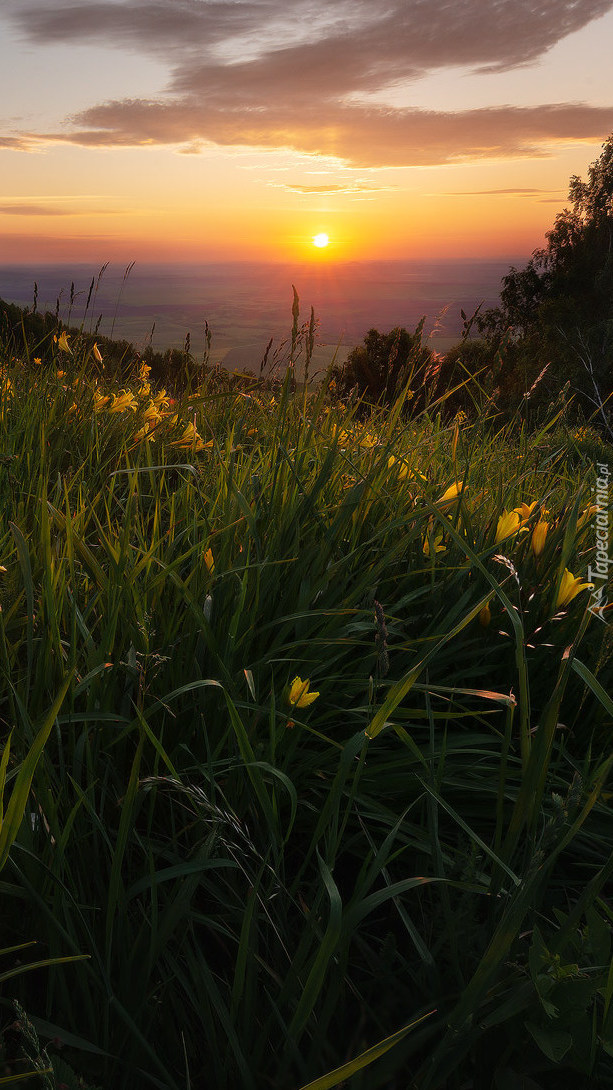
3;0;613;166
28;100;613;168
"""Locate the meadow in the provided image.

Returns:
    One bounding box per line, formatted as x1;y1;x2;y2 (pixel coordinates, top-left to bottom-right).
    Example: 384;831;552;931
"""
0;306;612;1089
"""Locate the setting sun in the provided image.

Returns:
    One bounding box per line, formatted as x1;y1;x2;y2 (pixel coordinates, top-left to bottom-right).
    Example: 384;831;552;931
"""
313;233;329;248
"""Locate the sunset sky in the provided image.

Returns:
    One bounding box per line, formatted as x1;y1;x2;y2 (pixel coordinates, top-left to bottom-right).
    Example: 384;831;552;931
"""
2;0;613;265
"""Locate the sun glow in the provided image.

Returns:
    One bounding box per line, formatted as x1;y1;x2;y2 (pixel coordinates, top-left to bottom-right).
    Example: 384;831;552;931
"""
312;232;329;248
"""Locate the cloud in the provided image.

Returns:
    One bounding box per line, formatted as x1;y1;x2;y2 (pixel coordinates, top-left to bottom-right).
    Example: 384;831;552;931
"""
270;181;394;195
24;100;613;168
3;0;613;167
0;203;72;215
0;135;35;150
440;188;562;196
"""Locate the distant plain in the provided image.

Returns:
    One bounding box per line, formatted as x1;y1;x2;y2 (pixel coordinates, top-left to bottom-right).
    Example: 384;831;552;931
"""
0;258;521;375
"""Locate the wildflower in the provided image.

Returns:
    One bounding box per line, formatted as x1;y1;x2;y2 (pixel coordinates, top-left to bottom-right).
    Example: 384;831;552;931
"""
288;676;319;708
531;520;549;557
555;568;594;610
357;431;378;449
54;331;72;353
153;388;170;410
423;522;446;556
133;424;155;442
479;601;492;627
513;500;538;524
109;390;138;414
577;504;599;530
330;424;351;446
139;362;152;380
171;421;207;451
93;343;103;364
142;400;163;427
33;357;42;366
137;380;152;398
56;370;65;379
204;547;215;574
388;455;409;481
93;389;111;412
495;509;521;544
436;481;463;506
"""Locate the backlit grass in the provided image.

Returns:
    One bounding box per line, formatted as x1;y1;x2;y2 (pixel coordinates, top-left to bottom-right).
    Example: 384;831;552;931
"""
0;316;612;1089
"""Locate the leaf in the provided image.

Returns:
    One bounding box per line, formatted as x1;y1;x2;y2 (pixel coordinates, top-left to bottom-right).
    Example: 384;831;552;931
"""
525;1022;572;1063
298;1010;434;1090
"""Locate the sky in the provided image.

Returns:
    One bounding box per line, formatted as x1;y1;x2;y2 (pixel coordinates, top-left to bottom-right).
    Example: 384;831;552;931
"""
1;0;613;265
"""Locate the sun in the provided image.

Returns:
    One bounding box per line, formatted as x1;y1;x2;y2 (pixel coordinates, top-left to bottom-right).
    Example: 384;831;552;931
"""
312;232;329;248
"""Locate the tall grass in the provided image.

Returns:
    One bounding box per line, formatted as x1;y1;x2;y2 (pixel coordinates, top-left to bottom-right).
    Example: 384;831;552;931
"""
0;310;612;1088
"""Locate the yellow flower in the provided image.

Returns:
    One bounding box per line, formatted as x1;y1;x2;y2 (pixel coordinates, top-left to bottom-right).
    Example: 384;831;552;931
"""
423;521;446;556
93;389;111;412
170;421;212;452
204;547;215;574
555;568;594;610
330;424;351;446
153;388;170;410
56;370;65;379
109;390;138;413
495;509;521;544
134;424;155;442
436;481;463;506
577;504;599;530
288;676;319;708
479;602;492;627
33;356;42;366
531;520;549;557
357;431;378;449
142;400;163;426
54;331;72;353
513;500;538;524
137;380;152;398
139;362;152;380
93;342;103;363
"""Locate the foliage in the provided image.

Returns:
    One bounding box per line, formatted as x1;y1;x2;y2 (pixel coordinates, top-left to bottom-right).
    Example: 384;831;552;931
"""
478;133;613;429
0;306;612;1090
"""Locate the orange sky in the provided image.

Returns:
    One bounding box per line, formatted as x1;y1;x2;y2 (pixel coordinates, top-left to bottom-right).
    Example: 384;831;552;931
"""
2;1;613;265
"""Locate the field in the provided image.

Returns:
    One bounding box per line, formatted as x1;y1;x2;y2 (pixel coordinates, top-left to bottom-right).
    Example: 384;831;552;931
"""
1;314;612;1089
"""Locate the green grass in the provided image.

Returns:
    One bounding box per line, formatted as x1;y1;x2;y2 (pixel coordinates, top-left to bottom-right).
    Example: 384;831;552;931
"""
0;315;612;1089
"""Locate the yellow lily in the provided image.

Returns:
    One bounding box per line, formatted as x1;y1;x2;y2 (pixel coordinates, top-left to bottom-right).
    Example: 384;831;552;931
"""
204;547;215;574
171;421;207;451
33;356;43;366
495;509;521;544
109;390;138;414
436;481;463;506
93;389;111;412
287;676;319;708
93;342;103;363
423;521;446;556
513;500;538;524
54;331;72;353
134;423;156;443
479;601;492;627
531;520;549;557
555;568;594;610
577;504;599;530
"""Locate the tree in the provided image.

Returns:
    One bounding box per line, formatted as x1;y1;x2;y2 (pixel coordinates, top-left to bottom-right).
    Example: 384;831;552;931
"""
479;133;613;424
332;323;434;409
